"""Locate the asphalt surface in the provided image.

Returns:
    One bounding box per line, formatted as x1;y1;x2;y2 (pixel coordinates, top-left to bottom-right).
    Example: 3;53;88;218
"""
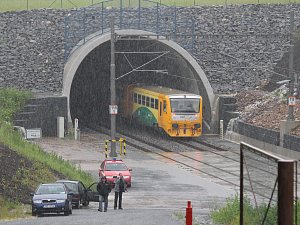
0;133;236;225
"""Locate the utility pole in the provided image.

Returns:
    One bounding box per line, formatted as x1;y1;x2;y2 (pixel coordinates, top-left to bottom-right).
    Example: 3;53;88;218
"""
110;17;117;157
288;11;295;121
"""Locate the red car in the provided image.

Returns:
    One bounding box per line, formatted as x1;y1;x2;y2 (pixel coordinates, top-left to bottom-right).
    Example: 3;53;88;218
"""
99;159;132;187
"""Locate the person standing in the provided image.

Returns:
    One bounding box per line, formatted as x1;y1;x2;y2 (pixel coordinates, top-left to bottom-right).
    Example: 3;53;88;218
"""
97;176;111;212
114;173;127;210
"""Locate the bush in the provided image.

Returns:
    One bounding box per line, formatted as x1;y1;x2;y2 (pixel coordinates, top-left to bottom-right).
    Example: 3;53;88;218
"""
211;194;278;225
0;88;31;123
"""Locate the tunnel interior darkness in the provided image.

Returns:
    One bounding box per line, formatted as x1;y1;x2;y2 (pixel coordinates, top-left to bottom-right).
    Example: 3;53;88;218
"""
70;38;210;129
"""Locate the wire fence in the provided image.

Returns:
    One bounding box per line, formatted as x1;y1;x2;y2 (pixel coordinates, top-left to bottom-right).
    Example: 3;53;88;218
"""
1;0;300;12
241;142;298;225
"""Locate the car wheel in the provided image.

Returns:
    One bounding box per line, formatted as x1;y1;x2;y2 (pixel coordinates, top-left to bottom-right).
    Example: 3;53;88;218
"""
83;200;89;206
64;209;70;216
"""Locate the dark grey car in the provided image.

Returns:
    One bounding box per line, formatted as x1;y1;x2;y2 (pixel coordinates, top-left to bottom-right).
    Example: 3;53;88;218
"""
56;180;89;208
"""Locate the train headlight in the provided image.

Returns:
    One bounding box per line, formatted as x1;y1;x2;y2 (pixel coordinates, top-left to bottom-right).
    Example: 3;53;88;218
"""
172;123;179;129
194;123;201;129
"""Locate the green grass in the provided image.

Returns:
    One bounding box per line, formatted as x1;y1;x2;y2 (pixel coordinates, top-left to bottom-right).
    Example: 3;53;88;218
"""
211;194;278;225
0;196;31;220
0;88;31;123
1;0;299;12
0;88;95;185
0;123;95;187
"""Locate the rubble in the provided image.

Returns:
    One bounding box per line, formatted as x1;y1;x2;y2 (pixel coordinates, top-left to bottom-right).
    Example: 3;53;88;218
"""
235;86;300;136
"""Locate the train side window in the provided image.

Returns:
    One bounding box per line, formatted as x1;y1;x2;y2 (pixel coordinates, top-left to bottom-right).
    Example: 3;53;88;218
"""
150;98;155;108
142;95;146;105
163;100;167;112
155;99;158;110
134;93;137;103
146;97;150;107
138;94;142;104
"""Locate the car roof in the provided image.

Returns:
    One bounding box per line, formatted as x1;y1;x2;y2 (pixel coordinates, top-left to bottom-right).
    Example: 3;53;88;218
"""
56;180;79;184
41;183;65;186
105;159;124;163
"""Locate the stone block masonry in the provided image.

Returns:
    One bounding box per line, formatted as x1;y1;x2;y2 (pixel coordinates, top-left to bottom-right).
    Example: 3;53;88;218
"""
0;5;300;94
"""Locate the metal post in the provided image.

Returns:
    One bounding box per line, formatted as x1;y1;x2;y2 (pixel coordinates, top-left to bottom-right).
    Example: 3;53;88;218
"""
156;3;159;34
27;0;29;10
83;8;86;43
191;19;195;52
278;160;294;225
64;16;68;61
124;140;126;155
61;0;63;8
110;17;117;157
288;11;295;121
174;7;177;40
74;118;78;140
295;161;298;225
120;0;123;29
186;201;192;225
138;0;141;29
119;138;123;155
240;146;243;225
220;120;224;140
105;140;108;158
101;2;104;34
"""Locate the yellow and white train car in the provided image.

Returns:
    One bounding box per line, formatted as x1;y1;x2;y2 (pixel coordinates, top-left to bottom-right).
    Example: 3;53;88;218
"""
122;84;202;137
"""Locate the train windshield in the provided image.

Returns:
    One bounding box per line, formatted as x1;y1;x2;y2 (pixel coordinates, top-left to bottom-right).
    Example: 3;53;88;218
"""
170;98;200;113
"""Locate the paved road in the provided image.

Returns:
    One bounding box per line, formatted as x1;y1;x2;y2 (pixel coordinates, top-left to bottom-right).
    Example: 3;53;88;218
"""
0;133;235;225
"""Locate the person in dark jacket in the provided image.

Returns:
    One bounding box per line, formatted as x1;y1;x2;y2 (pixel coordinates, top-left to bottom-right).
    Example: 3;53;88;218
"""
97;176;111;212
114;173;127;210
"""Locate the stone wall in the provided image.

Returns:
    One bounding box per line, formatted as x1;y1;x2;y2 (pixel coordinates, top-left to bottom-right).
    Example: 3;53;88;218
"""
0;4;300;94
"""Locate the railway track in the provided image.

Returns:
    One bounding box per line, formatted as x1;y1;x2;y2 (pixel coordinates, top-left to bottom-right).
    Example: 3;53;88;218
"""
82;123;300;206
85;126;282;200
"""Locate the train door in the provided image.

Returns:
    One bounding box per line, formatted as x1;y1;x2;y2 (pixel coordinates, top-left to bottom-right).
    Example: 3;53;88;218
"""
158;96;167;129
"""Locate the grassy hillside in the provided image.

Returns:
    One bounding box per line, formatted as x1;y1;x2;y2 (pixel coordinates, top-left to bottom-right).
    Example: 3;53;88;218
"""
1;0;299;12
0;88;95;220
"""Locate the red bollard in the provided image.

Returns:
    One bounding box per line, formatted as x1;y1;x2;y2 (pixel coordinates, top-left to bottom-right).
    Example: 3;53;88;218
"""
186;201;192;225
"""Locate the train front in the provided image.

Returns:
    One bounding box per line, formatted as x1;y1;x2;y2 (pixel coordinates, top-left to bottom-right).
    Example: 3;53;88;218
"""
167;95;202;137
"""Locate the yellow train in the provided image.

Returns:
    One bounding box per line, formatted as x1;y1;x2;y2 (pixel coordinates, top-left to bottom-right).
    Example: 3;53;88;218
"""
121;84;203;137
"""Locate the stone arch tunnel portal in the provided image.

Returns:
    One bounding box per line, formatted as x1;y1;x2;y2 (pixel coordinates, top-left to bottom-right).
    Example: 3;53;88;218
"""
63;30;215;133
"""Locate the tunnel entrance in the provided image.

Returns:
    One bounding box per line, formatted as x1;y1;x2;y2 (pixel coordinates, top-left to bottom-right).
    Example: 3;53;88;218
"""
64;30;215;132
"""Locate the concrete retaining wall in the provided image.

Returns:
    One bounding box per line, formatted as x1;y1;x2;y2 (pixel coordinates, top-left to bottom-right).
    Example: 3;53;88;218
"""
226;131;300;160
229;120;300;155
14;96;68;137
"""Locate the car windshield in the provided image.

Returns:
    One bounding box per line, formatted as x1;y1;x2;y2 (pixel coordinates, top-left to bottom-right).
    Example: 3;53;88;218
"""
170;98;200;113
36;185;66;195
62;183;77;192
105;163;128;171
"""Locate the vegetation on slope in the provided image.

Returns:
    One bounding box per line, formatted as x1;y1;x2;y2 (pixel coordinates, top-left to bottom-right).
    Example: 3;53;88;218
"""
0;88;95;220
